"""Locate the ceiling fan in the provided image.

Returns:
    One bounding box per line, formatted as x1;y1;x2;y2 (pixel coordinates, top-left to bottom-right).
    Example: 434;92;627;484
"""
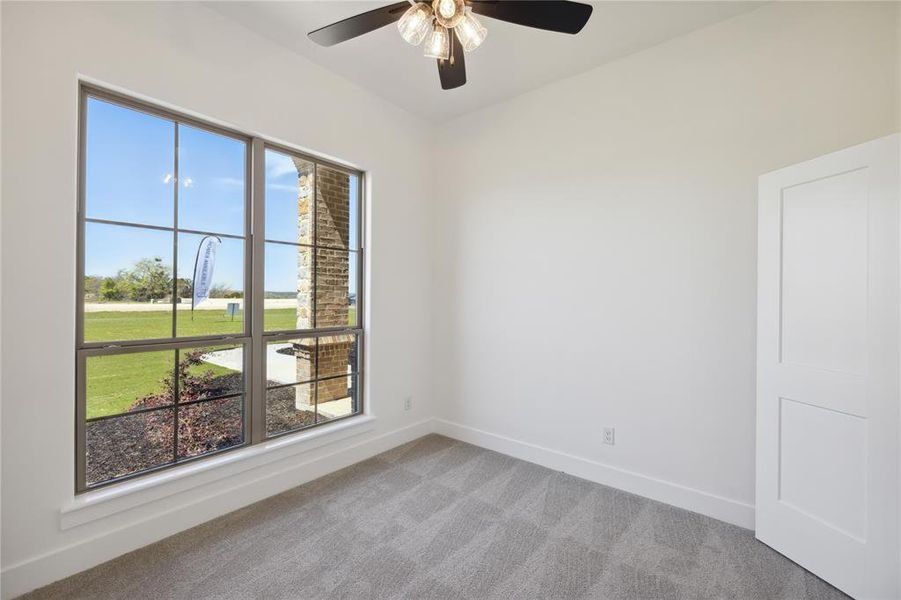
308;1;593;90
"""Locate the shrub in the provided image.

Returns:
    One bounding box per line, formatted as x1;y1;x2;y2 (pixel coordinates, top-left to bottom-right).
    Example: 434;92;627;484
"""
130;351;242;458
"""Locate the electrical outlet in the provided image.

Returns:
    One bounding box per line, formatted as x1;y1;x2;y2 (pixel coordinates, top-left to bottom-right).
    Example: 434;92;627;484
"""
603;427;615;445
404;396;413;411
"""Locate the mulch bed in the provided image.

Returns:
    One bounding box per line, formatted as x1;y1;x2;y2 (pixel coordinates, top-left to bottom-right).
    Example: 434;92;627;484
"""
86;373;316;486
265;384;317;435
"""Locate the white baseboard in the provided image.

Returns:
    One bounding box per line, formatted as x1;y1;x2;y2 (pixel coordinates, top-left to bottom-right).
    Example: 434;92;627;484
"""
433;418;756;530
0;418;433;600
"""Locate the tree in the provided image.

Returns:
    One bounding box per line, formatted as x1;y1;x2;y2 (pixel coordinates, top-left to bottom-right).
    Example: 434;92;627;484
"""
122;257;172;302
84;275;103;300
177;278;193;300
88;256;174;302
99;277;124;301
209;283;236;298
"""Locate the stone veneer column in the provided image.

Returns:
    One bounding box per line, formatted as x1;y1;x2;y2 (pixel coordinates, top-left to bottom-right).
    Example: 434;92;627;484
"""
292;159;315;409
294;164;352;411
293;158;314;328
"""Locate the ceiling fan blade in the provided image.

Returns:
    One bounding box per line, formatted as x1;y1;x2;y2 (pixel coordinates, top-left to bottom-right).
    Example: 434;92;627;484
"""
469;1;593;34
308;2;410;47
437;32;466;90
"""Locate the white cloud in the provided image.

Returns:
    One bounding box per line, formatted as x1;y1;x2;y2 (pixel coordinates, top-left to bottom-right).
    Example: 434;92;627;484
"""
163;173;174;184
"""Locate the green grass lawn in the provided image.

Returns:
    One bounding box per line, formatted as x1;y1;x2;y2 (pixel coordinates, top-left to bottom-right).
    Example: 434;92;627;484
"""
85;308;263;341
86;350;237;419
87;350;173;419
85;307;356;418
85;308;355;342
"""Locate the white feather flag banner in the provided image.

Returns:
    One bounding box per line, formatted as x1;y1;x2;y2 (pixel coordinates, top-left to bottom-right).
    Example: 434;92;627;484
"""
192;235;221;310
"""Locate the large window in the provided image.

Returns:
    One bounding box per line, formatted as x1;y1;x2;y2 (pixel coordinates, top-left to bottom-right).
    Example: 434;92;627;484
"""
77;86;364;491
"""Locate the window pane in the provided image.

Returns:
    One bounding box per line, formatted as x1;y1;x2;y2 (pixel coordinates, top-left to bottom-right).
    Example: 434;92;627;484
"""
316;165;358;250
85;97;174;227
265;149;314;244
264;242;310;331
266;383;315;436
175;233;244;337
315;248;358;328
178;125;245;237
86;408;174;486
266;338;315;386
84;222;174;342
178;345;244;402
177;396;243;459
316;334;358;379
86;351;175;420
316;375;358;424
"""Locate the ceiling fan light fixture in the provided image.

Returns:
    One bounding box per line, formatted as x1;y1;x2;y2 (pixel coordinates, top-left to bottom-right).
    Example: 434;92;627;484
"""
455;8;487;52
423;24;450;60
397;2;433;46
432;0;465;28
309;1;594;90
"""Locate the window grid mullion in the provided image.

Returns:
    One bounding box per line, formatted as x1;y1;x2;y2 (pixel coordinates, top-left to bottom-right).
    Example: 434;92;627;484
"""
241;132;254;445
83;217;247;242
172;124;181;463
313;337;320;424
312;162;318;330
173;348;180;463
86;391;246;424
263;238;359;252
172;123;180;340
250;137;267;445
264;371;357;394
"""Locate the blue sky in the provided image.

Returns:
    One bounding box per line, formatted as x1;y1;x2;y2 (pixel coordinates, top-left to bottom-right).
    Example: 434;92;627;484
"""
85;98;357;295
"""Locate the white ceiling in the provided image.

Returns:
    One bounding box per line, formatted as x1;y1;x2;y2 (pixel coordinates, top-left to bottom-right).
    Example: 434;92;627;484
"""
207;1;763;122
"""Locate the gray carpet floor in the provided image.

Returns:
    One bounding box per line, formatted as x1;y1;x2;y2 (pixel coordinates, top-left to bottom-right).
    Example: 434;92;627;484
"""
22;434;849;600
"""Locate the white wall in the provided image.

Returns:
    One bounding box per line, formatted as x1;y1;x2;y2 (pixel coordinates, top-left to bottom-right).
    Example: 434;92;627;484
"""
0;2;434;597
2;1;900;597
431;1;900;527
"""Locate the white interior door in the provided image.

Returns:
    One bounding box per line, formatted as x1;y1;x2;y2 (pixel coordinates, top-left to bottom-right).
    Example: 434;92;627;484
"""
757;134;900;600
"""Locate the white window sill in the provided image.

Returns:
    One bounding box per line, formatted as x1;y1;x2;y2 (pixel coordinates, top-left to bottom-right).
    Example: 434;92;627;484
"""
60;414;376;530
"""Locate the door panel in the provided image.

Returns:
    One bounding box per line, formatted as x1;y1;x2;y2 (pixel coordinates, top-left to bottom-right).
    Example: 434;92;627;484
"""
780;168;869;376
757;134;899;600
778;397;868;542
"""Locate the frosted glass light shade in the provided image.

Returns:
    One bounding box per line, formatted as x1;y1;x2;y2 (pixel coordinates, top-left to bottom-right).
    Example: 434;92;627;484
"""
423;25;450;60
432;0;465;28
455;8;487;52
437;0;456;19
397;3;432;46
